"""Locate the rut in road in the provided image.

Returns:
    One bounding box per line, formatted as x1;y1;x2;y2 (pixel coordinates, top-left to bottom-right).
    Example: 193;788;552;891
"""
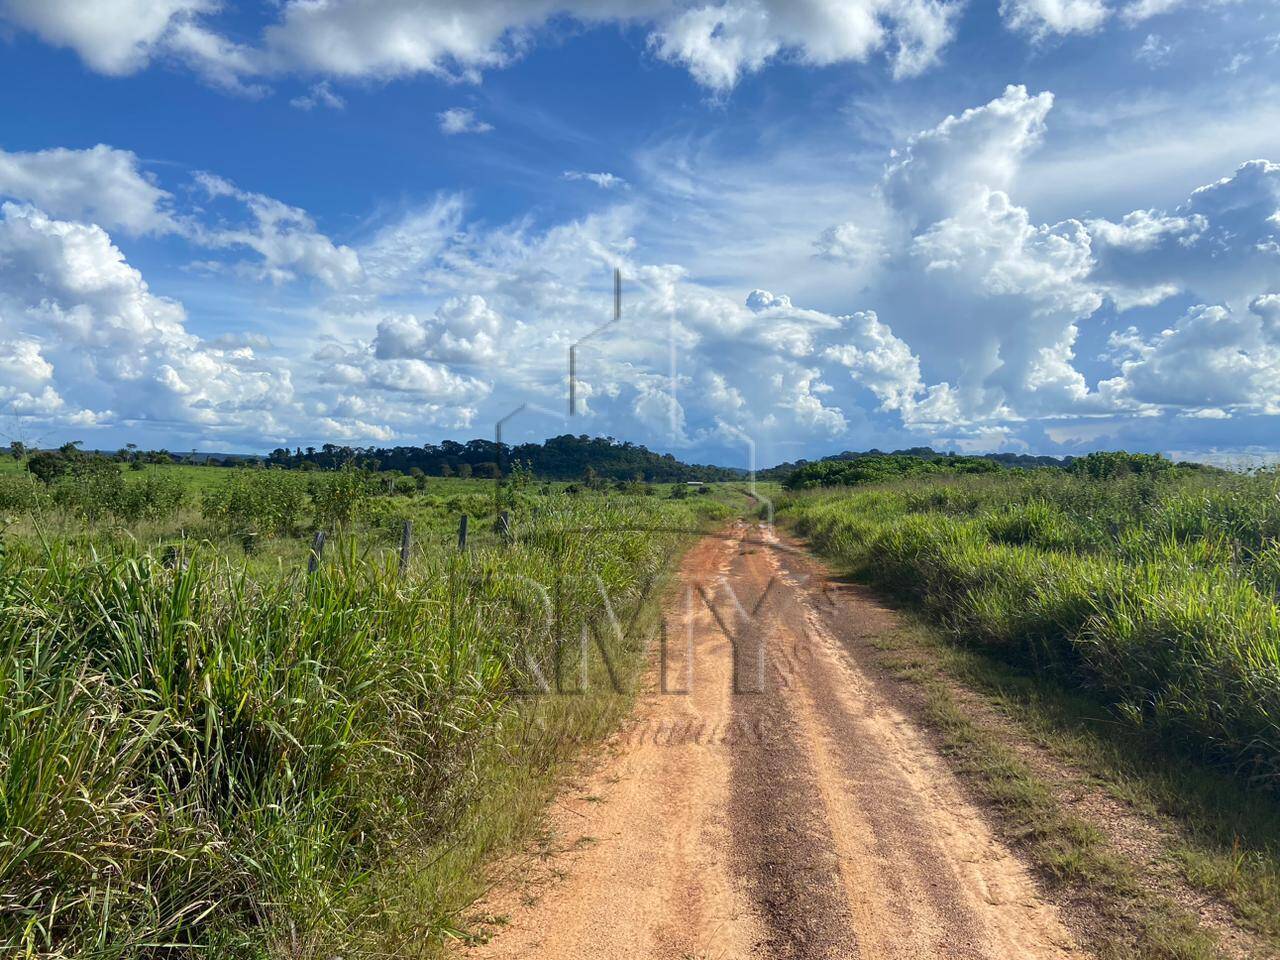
462;521;1088;960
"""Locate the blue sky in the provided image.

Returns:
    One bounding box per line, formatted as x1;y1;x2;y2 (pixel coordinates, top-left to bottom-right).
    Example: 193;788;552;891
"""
0;0;1277;468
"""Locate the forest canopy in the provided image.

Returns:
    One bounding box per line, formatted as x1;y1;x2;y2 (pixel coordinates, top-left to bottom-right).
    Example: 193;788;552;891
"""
266;434;746;482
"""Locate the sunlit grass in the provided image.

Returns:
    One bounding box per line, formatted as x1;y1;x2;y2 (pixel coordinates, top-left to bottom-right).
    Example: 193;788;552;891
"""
783;469;1280;952
0;481;734;958
783;469;1280;783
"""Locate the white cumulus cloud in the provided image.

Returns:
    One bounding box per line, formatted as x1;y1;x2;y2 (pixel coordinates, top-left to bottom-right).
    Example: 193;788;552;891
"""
649;0;963;88
1000;0;1110;38
0;201;293;438
0;0;214;74
1101;301;1280;414
883;84;1054;230
0;144;176;235
3;0;971;95
192;172;363;288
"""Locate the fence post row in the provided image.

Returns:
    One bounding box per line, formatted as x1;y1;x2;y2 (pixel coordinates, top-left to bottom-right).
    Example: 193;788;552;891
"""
308;515;479;569
308;530;326;574
399;520;412;573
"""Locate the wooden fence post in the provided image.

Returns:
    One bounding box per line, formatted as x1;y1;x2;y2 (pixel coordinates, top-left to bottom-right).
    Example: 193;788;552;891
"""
308;530;326;574
457;514;468;551
499;510;512;544
399;520;412;573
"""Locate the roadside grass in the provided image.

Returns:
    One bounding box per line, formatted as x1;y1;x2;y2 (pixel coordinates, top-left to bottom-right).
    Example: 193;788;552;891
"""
864;622;1230;960
931;634;1280;946
0;479;733;959
777;466;1280;958
359;557;672;958
782;470;1280;786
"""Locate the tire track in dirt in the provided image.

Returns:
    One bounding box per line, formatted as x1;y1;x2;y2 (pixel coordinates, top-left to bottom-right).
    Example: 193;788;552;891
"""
459;522;1088;960
719;542;862;958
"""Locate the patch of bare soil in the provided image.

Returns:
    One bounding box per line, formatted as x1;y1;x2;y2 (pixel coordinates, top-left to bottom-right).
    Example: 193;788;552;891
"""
459;523;1089;959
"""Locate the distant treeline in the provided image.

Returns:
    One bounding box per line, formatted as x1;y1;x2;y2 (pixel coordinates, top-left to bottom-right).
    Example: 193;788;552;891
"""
779;449;1217;490
5;436;742;482
267;435;746;482
4;441;253;468
9;439;1212;489
761;445;1075;482
782;454;1001;490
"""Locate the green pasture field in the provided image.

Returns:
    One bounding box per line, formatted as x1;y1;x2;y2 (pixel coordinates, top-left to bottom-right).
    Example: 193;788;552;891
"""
0;458;750;959
780;466;1280;783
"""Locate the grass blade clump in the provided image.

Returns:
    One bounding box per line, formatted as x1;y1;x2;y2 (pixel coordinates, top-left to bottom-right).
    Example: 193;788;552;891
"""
783;468;1280;785
0;492;730;957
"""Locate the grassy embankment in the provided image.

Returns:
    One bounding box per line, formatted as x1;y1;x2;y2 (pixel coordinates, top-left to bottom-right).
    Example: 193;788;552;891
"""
780;466;1280;955
0;463;738;958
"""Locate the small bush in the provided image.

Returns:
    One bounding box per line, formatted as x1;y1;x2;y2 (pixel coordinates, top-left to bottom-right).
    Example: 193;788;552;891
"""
983;500;1081;551
119;471;186;522
784;454;1000;490
25;450;70;484
51;457;126;522
0;474;46;513
203;468;306;536
310;467;378;530
1067;450;1175;480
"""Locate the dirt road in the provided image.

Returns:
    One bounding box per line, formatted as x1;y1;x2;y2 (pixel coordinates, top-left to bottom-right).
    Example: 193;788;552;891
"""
463;521;1088;959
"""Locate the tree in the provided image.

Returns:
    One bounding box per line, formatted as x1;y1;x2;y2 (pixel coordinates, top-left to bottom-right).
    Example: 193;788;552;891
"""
8;441;25;460
27;451;68;484
311;466;376;530
1068;451;1173;480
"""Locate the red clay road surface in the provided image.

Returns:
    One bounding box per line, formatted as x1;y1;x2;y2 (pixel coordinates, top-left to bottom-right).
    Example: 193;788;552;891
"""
461;521;1088;960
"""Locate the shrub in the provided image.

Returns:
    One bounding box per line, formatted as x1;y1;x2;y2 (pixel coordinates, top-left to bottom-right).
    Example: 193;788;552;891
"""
983;500;1081;551
0;474;46;513
203;468;306;537
784;454;999;490
390;475;418;495
50;457;126;522
25;450;71;484
117;471;186;523
1067;450;1175;480
310;467;378;530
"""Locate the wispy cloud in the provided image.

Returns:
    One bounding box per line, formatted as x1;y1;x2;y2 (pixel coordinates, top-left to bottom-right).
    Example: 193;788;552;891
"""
563;170;628;189
438;108;493;136
290;81;345;111
1135;33;1173;67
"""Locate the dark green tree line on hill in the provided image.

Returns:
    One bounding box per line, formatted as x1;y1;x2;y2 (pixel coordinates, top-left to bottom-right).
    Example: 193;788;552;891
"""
267;434;744;482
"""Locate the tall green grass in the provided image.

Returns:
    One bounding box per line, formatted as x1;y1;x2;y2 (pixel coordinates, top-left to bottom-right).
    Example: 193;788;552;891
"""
0;493;728;958
782;470;1280;785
